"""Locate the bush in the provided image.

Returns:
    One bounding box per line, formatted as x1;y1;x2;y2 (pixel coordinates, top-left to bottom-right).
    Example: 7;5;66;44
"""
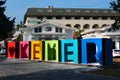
13;34;23;42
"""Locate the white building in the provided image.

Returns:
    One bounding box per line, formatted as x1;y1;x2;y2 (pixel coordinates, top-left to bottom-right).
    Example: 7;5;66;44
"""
20;21;76;41
22;6;120;44
24;7;120;31
81;26;120;49
81;26;111;38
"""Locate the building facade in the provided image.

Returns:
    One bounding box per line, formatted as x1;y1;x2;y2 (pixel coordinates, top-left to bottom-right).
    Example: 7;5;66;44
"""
24;6;120;31
81;26;120;50
23;6;120;44
21;21;75;41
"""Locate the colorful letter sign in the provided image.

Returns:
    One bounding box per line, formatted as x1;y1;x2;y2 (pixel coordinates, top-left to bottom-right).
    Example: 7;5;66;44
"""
19;41;29;59
7;42;16;58
61;39;80;64
81;38;113;66
6;38;113;66
30;41;43;61
44;40;59;62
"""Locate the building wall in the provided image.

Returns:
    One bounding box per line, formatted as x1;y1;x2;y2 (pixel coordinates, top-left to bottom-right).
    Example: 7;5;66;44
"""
47;19;113;29
25;17;114;31
23;32;32;41
22;23;74;41
65;30;73;39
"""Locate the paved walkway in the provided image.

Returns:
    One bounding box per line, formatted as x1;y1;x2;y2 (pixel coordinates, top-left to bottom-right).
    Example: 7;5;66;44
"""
0;55;119;80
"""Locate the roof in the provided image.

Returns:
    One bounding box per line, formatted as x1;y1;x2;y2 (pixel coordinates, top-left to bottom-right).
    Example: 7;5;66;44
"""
81;26;111;35
24;7;120;23
20;21;76;31
102;29;120;36
25;7;120;17
102;32;120;36
81;25;120;36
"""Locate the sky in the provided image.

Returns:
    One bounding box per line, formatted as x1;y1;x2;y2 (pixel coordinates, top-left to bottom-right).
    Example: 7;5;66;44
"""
4;0;114;25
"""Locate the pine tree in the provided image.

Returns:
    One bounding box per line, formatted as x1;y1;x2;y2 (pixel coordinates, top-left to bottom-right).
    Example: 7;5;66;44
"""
16;21;23;30
109;0;120;32
0;0;15;41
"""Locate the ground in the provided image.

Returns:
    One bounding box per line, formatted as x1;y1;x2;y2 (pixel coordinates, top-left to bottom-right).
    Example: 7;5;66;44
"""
0;55;120;80
85;57;120;78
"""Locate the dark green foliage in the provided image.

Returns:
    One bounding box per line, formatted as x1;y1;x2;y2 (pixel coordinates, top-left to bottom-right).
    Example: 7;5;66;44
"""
16;21;23;30
0;0;15;41
13;34;23;42
73;30;82;39
108;18;120;32
109;0;120;32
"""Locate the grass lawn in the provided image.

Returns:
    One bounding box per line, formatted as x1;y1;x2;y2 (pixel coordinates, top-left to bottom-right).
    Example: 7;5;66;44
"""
85;57;120;78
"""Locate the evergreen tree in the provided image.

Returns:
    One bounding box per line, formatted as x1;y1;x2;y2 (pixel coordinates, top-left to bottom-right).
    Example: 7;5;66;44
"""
16;21;23;30
109;0;120;32
0;0;15;41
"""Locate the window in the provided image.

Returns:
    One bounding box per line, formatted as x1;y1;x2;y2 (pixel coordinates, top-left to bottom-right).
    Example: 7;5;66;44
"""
102;10;108;13
83;24;90;29
94;10;98;13
59;28;62;33
45;27;52;31
37;9;43;12
75;10;81;13
111;10;116;13
74;24;80;29
93;17;99;20
65;24;72;27
55;27;58;32
46;16;53;19
47;9;52;12
34;28;38;33
102;17;108;20
75;16;80;19
56;16;62;19
111;17;116;20
65;16;71;19
34;27;42;33
55;27;62;33
57;9;62;13
66;9;71;12
84;16;90;20
85;10;90;13
37;16;43;19
39;27;42;32
101;24;107;28
92;24;99;29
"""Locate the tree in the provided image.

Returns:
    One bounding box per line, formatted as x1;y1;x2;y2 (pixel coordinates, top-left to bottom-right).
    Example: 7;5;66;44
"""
73;30;82;39
109;0;120;32
0;0;15;41
16;21;24;30
13;34;23;42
